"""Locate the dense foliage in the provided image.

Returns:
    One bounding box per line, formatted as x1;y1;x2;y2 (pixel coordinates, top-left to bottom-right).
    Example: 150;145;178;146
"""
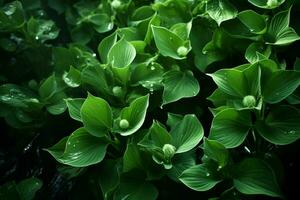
1;0;300;199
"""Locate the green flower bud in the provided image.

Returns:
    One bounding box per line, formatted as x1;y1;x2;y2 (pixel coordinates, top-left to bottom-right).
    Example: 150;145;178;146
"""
162;144;176;158
177;46;188;57
112;86;122;97
242;95;256;107
119;119;129;129
111;0;121;9
267;0;278;7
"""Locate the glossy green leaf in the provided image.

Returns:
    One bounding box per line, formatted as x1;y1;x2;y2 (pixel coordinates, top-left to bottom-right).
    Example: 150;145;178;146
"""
162;70;199;105
245;43;271;63
80;94;112;137
266;8;300;45
65;98;85;122
46;127;108;167
98;32;118;64
89;13;113;33
171;114;204;153
206;0;238;26
209;108;252;148
255;106;300;145
27;17;59;42
152;25;190;59
238;10;266;34
0;1;25;31
62;66;81;88
123;143;144;172
203;139;229;167
115;95;149;136
262;70;300;103
208;69;248;98
38;74;57;100
180;163;222;191
234;158;282;197
107;38;136;68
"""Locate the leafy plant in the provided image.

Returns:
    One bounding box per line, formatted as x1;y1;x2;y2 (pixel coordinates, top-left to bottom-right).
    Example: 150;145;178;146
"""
1;0;300;199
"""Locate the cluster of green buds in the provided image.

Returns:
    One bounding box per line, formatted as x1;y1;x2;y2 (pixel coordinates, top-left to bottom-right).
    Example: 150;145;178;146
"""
267;0;279;8
177;46;188;57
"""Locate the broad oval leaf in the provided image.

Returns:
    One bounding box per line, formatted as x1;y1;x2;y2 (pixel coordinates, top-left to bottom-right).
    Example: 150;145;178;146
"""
203;138;229;167
209;108;252;148
65;98;85;122
45;127;108;167
262;70;300;104
207;0;238;26
238;10;266;34
151;25;190;59
98;31;118;64
234;158;282;197
255;106;300;145
180;163;222;191
171;114;204;153
107;37;136;68
115;94;149;136
80;94;112;137
162;70;200;105
248;0;285;9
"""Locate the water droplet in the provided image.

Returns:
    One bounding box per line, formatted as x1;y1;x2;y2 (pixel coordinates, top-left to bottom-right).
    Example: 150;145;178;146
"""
67;142;71;145
203;50;207;54
73;144;76;148
92;53;96;57
150;66;155;70
206;172;210;176
244;146;251;154
63;72;80;87
288;130;296;135
76;55;80;59
35;36;39;40
217;166;222;171
159;105;163;109
249;29;255;32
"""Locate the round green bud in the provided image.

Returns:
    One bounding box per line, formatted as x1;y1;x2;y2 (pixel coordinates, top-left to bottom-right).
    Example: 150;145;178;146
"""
267;0;278;7
112;86;122;96
162;144;176;158
119;119;129;129
242;95;256;107
177;46;188;57
111;0;121;9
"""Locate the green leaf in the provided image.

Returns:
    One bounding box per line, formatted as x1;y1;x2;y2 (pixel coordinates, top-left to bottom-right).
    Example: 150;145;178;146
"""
81;65;111;94
234;158;282;197
116;180;158;200
255;106;300;145
262;70;300;103
166;112;184;128
171;114;204;153
162;70;199;105
65;98;85;122
17;177;43;200
115;95;149;136
208;69;248;98
209;108;252;148
151;25;190;59
238;10;266;34
98;31;118;63
62;66;81;88
38;74;57;100
71;24;94;44
27;17;59;42
107;38;136;68
245;43;271;64
98;160;120;199
206;0;238;26
0;1;25;32
248;0;286;9
123;143;144;172
180;163;222;191
266;8;300;45
46;127;108;167
138;121;171;153
170;21;192;40
89;13;113;33
80;94;112;137
203;139;229;167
